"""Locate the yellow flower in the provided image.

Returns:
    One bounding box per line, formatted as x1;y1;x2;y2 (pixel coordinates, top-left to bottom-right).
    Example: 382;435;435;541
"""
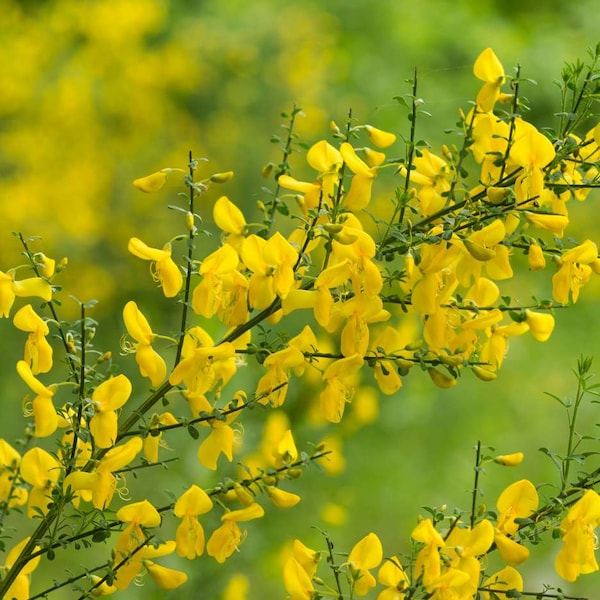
64;437;142;509
283;557;315;600
0;270;52;318
377;556;409;600
348;532;383;596
2;537;41;600
481;566;523;600
552;239;598;304
320;354;364;423
89;374;132;449
426;568;471;600
16;360;58;438
371;326;405;395
128;237;183;298
13;304;53;374
198;420;235;470
213;196;247;250
411;519;444;586
206;503;264;563
192;244;240;318
555;489;600;582
399;149;452;216
168;327;236;395
174;485;213;559
338;293;390;357
0;440;27;508
20;447;61;518
494;479;538;565
112;500;162;590
473;48;505;111
524;309;555;342
123;300;167;386
143;411;178;462
439;519;494;595
340;142;377;210
510;121;556;204
241;233;298;309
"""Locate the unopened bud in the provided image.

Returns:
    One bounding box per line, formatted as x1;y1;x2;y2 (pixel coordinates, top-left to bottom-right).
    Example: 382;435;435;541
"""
472;365;497;382
322;223;343;235
486;186;509;204
233;482;255;506
428;367;457;389
262;163;274;178
365;125;396;148
99;351;112;363
527;242;546;271
185;212;195;232
494;452;524;466
133;170;168;193
210;171;234;183
39;253;56;278
463;238;497;261
262;475;277;486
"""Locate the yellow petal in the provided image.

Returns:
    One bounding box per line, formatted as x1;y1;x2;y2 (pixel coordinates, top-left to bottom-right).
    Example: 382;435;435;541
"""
213;196;246;235
473;48;505;84
174;485;213;517
348;532;383;570
116;499;161;526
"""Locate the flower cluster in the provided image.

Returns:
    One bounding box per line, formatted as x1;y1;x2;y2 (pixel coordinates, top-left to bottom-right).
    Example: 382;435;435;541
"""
0;46;598;599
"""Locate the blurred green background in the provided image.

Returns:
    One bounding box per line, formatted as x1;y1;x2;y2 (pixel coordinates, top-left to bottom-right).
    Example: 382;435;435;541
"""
1;0;599;597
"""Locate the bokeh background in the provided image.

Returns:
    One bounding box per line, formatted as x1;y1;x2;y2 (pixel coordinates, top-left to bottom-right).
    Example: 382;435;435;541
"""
1;0;599;597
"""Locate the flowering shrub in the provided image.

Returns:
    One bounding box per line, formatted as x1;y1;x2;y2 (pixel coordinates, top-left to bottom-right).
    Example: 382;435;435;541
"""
0;46;599;598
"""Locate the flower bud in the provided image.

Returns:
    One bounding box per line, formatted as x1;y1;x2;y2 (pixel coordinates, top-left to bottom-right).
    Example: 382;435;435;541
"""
428;367;457;389
133;170;168;193
210;171;234;183
463;238;497;261
494;452;524;466
233;482;255;506
486;186;509;204
365;125;396;148
498;93;514;103
528;242;546;271
261;163;274;178
38;253;56;278
322;223;343;235
185;212;195;232
266;486;301;508
472;365;497;381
